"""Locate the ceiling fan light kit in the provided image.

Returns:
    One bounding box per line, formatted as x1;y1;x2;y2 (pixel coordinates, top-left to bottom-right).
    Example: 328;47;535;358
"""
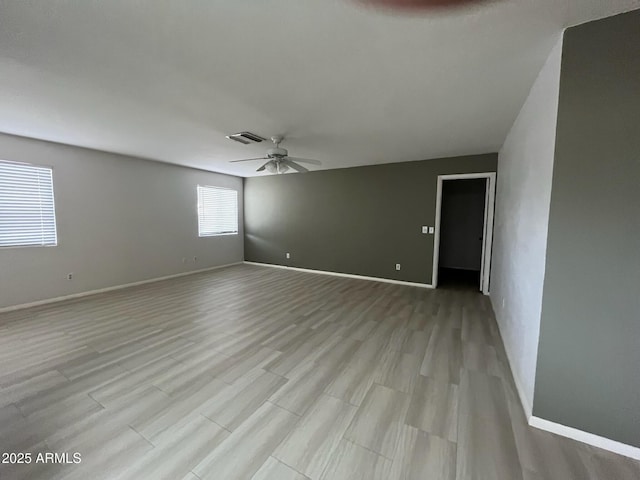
265;161;290;174
229;135;322;175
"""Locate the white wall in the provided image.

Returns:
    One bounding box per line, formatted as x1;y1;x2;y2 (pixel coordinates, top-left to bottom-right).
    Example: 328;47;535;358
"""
0;133;243;309
490;36;563;417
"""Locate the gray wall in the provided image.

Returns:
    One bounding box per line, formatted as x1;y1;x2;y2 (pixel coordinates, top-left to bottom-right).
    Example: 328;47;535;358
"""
534;10;640;447
244;154;497;285
0;133;244;309
439;178;486;271
490;36;563;417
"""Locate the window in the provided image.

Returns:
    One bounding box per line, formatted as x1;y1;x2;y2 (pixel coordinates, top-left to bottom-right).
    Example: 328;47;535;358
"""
197;185;238;236
0;160;58;247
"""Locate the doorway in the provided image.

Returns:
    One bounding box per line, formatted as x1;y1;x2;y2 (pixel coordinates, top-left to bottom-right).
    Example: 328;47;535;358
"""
432;173;496;294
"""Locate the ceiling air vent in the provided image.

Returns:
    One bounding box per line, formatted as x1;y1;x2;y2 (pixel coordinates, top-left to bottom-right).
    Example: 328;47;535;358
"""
225;132;266;145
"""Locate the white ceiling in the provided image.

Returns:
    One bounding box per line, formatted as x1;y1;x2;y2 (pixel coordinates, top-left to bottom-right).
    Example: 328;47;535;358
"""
1;1;638;177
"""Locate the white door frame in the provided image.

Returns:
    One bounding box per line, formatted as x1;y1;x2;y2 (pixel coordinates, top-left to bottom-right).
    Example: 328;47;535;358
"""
432;172;496;295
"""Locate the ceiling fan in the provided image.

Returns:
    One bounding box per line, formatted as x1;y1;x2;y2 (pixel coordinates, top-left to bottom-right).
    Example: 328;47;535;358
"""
230;136;321;174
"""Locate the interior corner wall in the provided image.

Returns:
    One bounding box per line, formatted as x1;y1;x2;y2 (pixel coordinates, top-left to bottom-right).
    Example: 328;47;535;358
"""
533;9;640;448
489;35;563;417
244;154;497;285
0;133;244;309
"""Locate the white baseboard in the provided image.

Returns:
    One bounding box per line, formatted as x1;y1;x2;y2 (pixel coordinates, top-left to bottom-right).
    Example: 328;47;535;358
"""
244;261;434;289
488;297;640;461
508;357;533;420
529;416;640;461
488;296;533;419
0;262;243;313
482;297;640;461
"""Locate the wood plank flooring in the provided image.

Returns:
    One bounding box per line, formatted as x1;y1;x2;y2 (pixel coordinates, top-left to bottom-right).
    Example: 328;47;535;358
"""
0;264;638;479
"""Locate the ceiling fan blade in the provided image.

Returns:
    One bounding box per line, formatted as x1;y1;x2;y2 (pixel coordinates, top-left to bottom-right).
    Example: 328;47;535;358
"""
286;157;321;165
256;161;270;172
229;157;269;163
284;159;309;173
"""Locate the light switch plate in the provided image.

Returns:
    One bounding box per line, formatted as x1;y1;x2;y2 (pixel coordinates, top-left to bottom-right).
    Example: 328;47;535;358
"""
429;227;435;234
421;226;429;234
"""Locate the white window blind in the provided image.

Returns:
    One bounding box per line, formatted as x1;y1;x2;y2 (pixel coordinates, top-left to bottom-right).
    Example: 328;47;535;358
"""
197;185;238;236
0;160;58;247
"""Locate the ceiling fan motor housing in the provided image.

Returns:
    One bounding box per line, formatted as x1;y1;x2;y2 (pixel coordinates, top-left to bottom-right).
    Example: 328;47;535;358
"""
267;147;288;158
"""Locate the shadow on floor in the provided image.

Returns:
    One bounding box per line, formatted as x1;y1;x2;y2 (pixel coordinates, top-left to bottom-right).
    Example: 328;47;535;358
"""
437;267;480;291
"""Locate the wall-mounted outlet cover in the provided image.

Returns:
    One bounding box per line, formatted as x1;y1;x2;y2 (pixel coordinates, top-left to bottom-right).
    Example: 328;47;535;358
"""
395;264;401;271
421;226;429;234
286;253;291;259
67;273;73;280
428;227;435;234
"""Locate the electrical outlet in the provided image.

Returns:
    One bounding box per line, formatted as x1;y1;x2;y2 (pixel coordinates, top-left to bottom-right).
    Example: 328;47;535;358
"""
286;253;290;259
395;264;401;271
193;256;198;263
421;226;429;234
67;273;73;280
428;226;435;234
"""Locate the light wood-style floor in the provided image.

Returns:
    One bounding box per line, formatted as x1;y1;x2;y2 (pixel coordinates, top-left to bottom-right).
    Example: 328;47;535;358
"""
1;264;638;480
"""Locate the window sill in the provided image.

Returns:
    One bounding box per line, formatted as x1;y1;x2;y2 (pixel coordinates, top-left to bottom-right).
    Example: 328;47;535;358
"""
198;232;239;237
